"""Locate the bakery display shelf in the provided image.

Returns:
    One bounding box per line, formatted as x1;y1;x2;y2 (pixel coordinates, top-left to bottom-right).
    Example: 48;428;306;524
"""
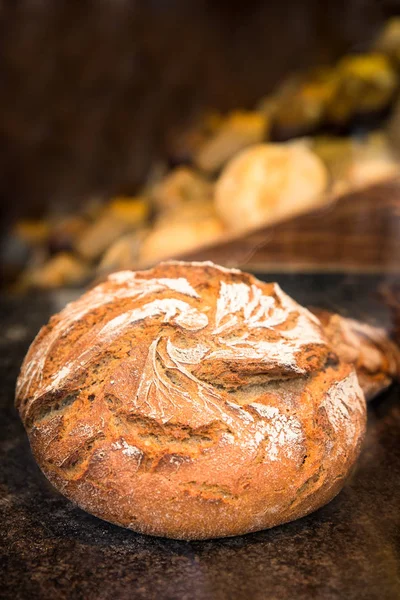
181;177;400;275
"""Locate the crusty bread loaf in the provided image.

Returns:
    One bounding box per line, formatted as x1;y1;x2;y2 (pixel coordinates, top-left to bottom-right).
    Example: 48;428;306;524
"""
16;261;370;540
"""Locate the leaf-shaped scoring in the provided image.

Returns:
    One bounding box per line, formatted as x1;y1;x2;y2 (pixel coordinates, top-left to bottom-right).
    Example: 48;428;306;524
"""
18;266;330;457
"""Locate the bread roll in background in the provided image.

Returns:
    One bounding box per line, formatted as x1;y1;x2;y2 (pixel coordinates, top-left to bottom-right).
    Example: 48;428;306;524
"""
215;143;329;233
15;261;384;539
139;201;224;266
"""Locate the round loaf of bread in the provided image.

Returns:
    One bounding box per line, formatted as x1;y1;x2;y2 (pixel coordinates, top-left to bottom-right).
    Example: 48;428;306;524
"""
16;261;366;539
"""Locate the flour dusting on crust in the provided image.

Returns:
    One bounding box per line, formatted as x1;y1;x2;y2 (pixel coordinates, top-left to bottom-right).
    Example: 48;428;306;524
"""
322;371;365;445
15;261;368;540
16;260;365;472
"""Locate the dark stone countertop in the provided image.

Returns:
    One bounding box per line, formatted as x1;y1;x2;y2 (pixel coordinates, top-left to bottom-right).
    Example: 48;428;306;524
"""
1;274;400;600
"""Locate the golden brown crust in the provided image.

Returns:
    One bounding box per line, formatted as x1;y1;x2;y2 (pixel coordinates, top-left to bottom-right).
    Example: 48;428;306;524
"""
16;261;366;540
313;309;400;400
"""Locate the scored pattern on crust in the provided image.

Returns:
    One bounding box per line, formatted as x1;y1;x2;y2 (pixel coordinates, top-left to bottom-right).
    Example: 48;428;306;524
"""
16;261;364;461
15;261;367;538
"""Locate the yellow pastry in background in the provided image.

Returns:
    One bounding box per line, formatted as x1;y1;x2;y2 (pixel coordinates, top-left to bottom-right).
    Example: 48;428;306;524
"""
151;167;213;212
271;68;338;138
194;111;268;173
139;202;224;264
313;132;399;193
327;54;397;125
75;197;149;261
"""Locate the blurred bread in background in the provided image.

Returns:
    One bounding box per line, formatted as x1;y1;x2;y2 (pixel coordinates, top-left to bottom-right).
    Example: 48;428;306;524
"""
2;1;400;288
0;0;391;224
215;142;329;232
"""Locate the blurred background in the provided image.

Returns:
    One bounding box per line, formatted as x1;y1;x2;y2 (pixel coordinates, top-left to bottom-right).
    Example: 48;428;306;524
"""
2;0;400;290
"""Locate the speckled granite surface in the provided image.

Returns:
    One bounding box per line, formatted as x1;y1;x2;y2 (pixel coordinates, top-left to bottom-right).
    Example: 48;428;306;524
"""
1;275;399;600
